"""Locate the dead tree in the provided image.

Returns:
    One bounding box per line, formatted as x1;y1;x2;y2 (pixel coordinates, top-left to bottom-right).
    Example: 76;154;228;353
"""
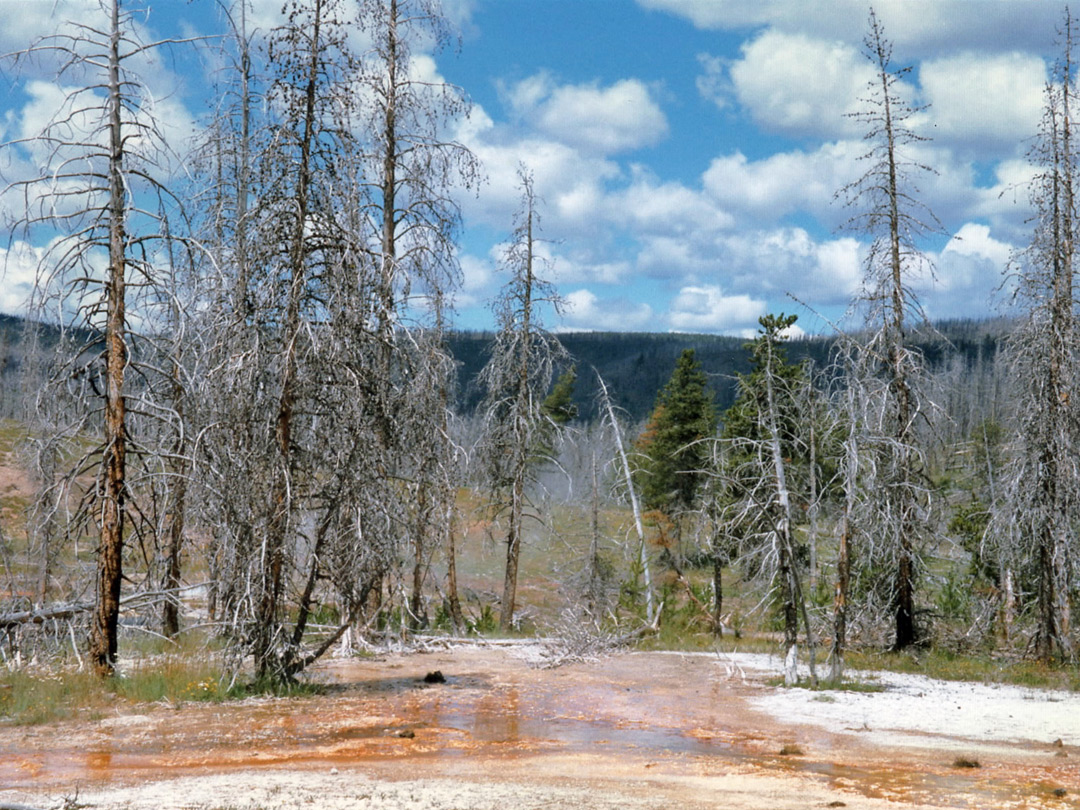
192;0;475;678
838;9;940;651
713;314;818;685
356;0;478;630
478;168;568;632
999;11;1080;663
597;372;655;626
194;0;375;680
3;0;196;676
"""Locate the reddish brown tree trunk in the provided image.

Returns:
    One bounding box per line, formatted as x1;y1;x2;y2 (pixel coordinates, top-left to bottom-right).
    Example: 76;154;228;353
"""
90;0;127;678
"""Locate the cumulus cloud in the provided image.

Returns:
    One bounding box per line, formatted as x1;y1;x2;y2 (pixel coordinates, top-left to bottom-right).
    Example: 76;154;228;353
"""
455;253;497;311
636;0;1060;56
562;288;654;331
919;52;1046;152
610;168;735;234
463;136;621;232
0;240;41;315
551;254;632;285
703;142;862;225
635;235;717;279
729;30;875;139
719;228;863;305
502;74;669;154
918;222;1014;315
666;285;766;333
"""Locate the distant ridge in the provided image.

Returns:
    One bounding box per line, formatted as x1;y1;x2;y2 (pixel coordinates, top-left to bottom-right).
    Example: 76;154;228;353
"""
447;317;1013;424
0;313;1013;425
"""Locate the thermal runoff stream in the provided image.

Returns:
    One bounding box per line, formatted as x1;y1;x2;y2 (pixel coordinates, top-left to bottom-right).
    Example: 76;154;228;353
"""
3;646;1077;810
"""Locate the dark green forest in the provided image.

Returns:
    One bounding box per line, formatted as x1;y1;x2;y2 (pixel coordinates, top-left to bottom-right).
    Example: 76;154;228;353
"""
0;314;1011;425
452;316;1010;423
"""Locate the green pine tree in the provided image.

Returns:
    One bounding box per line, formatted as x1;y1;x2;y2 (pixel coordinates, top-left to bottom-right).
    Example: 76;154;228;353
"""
542;365;578;426
635;349;717;517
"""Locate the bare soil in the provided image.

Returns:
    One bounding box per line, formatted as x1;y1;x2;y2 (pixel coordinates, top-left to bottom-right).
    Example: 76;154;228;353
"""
1;645;1077;809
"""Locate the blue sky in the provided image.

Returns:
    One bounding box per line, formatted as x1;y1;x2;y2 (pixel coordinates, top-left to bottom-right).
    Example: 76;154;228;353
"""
0;0;1069;335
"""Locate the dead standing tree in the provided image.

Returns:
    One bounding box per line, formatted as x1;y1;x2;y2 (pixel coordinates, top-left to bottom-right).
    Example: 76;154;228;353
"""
2;0;195;675
195;0;380;680
355;0;478;629
478;168;568;632
838;9;940;651
713;315;819;685
999;12;1080;663
194;0;475;677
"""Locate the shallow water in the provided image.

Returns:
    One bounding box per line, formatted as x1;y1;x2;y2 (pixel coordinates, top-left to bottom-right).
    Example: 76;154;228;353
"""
3;648;1076;809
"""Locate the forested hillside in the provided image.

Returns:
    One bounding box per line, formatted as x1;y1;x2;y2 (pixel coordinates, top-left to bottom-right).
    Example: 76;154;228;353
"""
450;316;1011;423
1;314;1011;425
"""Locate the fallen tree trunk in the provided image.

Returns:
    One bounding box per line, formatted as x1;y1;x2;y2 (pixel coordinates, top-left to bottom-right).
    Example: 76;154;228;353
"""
0;602;92;630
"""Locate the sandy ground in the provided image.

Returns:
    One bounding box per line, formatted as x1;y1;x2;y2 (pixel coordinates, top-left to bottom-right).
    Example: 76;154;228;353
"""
1;644;1077;810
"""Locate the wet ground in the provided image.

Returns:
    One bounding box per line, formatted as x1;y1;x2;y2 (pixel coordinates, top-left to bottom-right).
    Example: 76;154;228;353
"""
2;645;1078;809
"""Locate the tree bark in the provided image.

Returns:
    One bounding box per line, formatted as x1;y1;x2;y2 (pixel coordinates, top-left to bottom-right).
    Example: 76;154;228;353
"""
90;0;128;678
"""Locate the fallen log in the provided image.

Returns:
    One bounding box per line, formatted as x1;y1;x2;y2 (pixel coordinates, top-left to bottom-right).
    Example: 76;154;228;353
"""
0;602;92;630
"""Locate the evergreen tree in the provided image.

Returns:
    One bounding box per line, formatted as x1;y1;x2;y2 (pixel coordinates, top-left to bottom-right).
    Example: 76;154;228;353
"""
635;349;717;518
542;365;578;426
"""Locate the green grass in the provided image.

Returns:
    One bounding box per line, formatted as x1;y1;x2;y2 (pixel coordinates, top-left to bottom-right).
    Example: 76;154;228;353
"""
0;633;235;725
846;647;1080;691
765;674;886;692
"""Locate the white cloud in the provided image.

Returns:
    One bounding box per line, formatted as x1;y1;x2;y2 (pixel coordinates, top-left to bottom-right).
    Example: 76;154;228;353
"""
703;142;862;225
916;222;1014;316
636;235;716;278
563;288;654;331
552;254;632;285
0;240;41;315
611;168;735;234
944;222;1012;268
719;228;862;305
456;253;496;310
463;136;621;233
695;53;729;110
636;0;1060;56
730;30;874;139
666;284;766;333
919;52;1046;151
502;74;668;154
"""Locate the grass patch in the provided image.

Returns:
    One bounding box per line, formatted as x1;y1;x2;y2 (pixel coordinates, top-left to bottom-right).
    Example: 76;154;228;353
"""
0;640;233;725
765;675;885;693
225;674;325;700
0;667;110;724
846;648;1080;691
778;743;804;756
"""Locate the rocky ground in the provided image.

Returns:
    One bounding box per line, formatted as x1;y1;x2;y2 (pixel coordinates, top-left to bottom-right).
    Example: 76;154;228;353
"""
2;644;1077;809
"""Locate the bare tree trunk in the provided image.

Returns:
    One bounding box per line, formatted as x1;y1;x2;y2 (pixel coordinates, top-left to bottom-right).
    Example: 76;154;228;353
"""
840;11;939;654
90;0;128;678
499;185;534;633
761;327;801;686
500;473;524;631
830;430;856;683
255;0;324;679
597;374;655;625
808;421;819;591
161;455;186;638
445;502;465;632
